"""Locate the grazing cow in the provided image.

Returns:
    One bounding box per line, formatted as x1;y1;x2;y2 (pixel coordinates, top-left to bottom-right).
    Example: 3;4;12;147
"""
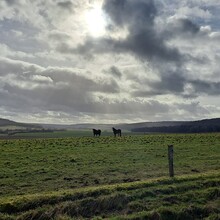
112;127;121;137
93;129;101;137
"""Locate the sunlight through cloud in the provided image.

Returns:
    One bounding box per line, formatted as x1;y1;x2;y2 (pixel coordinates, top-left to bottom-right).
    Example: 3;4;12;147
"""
85;2;106;37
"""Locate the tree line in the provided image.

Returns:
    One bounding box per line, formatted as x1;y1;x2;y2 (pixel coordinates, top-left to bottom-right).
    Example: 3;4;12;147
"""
132;124;220;133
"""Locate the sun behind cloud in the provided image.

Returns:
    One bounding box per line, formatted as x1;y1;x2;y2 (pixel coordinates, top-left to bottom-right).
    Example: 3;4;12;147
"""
85;2;106;37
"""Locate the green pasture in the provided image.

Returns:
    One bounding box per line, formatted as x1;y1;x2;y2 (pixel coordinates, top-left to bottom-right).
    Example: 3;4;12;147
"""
0;133;219;219
0;130;93;139
0;133;220;197
0;130;132;139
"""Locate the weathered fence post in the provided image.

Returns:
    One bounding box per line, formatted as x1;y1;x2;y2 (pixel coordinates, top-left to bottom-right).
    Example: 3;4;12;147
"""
168;145;174;177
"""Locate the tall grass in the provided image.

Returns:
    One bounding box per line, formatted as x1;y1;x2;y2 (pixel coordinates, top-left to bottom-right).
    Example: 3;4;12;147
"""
0;172;219;219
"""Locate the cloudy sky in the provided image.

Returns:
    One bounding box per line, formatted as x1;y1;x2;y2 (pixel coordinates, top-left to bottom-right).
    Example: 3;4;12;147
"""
0;0;220;124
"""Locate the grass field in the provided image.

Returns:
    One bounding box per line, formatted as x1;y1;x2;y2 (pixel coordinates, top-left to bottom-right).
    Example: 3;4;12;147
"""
0;133;220;219
0;130;131;139
0;130;94;139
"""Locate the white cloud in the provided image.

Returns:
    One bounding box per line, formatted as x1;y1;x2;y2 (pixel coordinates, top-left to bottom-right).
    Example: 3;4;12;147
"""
175;6;212;20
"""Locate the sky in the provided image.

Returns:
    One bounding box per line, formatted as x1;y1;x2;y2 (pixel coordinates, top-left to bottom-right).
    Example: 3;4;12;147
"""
0;0;220;124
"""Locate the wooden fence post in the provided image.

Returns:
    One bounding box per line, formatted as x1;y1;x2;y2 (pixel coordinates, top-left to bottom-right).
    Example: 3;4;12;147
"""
168;145;174;177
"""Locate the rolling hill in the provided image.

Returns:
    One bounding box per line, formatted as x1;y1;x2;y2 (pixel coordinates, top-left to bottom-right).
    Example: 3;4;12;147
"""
1;117;220;133
0;118;42;130
132;118;220;133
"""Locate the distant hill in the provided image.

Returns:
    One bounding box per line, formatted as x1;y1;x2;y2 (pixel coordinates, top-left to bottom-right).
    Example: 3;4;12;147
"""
118;121;187;130
132;118;220;133
0;118;42;130
0;118;22;127
65;121;190;132
41;123;118;131
38;118;220;133
42;121;186;131
1;117;220;133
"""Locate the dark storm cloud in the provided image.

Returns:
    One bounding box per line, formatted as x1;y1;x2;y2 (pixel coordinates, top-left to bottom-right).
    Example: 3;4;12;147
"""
48;30;72;41
132;71;220;98
179;18;200;34
57;1;74;11
57;1;72;8
103;66;122;78
69;0;182;63
102;0;156;28
4;0;15;6
132;90;164;97
153;73;186;93
190;79;220;96
132;72;187;97
165;18;200;39
118;30;181;62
